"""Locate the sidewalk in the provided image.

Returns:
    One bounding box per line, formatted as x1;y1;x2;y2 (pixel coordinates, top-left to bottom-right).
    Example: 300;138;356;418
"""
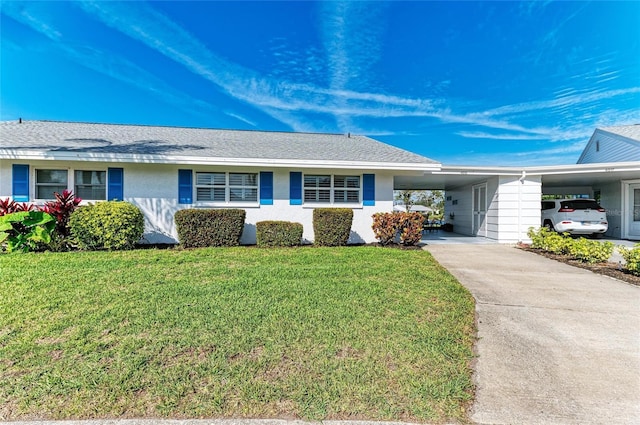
425;244;640;425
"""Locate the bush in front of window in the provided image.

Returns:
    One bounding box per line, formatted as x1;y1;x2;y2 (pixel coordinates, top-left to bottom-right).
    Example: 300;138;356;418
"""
69;201;144;250
256;221;303;247
312;208;353;246
174;208;246;248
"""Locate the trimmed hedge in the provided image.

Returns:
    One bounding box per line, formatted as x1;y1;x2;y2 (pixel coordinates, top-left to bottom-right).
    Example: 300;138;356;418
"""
372;212;425;246
313;208;353;246
256;221;303;247
69;201;144;250
174;208;246;248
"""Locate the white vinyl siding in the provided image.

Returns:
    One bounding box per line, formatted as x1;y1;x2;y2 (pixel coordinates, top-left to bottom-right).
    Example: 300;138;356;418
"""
304;174;360;204
74;170;106;200
195;172;257;203
35;169;68;199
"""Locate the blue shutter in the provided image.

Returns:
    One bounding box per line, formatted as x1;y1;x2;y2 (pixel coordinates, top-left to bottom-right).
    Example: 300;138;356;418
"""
290;172;302;205
178;169;193;204
107;168;124;201
259;171;273;205
363;173;375;206
12;164;29;202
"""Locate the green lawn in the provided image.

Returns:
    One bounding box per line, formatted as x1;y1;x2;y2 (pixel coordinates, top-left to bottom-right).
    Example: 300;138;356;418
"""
0;246;475;422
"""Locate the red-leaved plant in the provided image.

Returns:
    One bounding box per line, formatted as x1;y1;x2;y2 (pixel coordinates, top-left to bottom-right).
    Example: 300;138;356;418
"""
40;190;82;237
0;198;36;216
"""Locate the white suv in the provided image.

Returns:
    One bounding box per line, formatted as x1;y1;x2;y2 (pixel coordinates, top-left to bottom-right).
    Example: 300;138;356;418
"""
541;199;608;236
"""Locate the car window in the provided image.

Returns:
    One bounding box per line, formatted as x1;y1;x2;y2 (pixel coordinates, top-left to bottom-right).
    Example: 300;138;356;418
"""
560;200;602;210
542;201;555;210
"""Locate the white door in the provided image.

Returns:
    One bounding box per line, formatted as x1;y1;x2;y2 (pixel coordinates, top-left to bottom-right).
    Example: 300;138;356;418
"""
473;183;487;237
629;184;640;239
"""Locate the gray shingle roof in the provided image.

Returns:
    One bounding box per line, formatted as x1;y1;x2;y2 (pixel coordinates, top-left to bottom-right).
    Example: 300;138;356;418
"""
599;124;640;143
0;120;438;167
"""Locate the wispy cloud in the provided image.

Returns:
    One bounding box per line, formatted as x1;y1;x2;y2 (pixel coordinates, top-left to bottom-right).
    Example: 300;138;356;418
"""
1;2;233;124
4;0;638;156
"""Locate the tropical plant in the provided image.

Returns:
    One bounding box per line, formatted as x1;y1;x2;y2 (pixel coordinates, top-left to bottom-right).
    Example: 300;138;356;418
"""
0;198;36;216
0;210;56;253
40;190;82;238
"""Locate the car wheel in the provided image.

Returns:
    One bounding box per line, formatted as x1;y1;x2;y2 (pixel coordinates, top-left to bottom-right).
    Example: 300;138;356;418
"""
543;220;555;231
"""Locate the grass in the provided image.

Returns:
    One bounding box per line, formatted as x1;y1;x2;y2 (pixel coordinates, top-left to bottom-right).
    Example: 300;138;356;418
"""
0;246;475;422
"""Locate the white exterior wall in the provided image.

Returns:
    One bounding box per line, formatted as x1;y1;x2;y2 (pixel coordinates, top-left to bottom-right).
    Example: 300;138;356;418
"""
0;160;396;244
494;176;542;243
593;181;622;239
444;185;474;236
444;175;541;243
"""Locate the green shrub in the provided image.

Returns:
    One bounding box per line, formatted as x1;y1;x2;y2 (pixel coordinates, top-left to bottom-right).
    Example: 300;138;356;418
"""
70;201;144;250
312;208;353;246
618;244;640;276
527;227;570;254
0;211;56;253
174;208;246;248
568;238;614;263
256;221;303;247
372;212;425;246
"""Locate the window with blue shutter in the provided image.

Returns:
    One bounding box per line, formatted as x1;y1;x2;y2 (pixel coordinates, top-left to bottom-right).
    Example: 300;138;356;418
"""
363;173;375;206
107;168;124;201
259;171;273;205
12;164;29;202
289;172;302;205
178;169;193;204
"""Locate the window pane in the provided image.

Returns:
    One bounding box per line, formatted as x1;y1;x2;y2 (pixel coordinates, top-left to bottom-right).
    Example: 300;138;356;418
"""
230;188;257;202
75;186;106;200
304;189;330;202
229;173;257;186
75;170;105;185
196;172;225;186
305;175;330;188
37;185;67;199
334;176;359;189
346;176;360;188
196;187;225;201
334;190;359;203
37;169;67;184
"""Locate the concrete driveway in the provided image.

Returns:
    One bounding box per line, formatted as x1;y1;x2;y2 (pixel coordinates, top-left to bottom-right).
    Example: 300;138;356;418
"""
425;244;640;425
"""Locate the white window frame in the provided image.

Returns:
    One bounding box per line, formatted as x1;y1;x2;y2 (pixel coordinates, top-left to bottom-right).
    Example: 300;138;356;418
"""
195;171;259;205
34;169;69;200
303;174;361;206
74;170;107;201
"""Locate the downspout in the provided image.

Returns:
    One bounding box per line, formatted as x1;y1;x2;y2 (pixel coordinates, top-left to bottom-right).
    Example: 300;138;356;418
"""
518;171;526;242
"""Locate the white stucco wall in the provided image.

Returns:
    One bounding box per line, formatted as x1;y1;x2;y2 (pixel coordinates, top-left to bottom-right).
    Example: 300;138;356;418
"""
0;160;396;244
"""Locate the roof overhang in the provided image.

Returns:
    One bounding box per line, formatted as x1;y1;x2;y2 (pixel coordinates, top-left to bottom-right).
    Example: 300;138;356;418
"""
394;162;640;190
0;149;441;172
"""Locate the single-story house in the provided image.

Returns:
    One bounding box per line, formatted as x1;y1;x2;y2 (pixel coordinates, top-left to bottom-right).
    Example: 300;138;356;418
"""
0;120;440;244
1;120;639;244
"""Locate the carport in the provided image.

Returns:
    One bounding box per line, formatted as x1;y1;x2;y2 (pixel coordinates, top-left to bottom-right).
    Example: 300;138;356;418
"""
395;161;640;243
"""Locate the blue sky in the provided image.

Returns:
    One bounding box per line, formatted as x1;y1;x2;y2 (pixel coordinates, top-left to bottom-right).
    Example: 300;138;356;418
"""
1;1;639;166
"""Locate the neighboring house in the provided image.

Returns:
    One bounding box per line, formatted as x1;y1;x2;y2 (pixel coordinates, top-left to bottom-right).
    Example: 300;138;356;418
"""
0;120;439;244
577;125;640;164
